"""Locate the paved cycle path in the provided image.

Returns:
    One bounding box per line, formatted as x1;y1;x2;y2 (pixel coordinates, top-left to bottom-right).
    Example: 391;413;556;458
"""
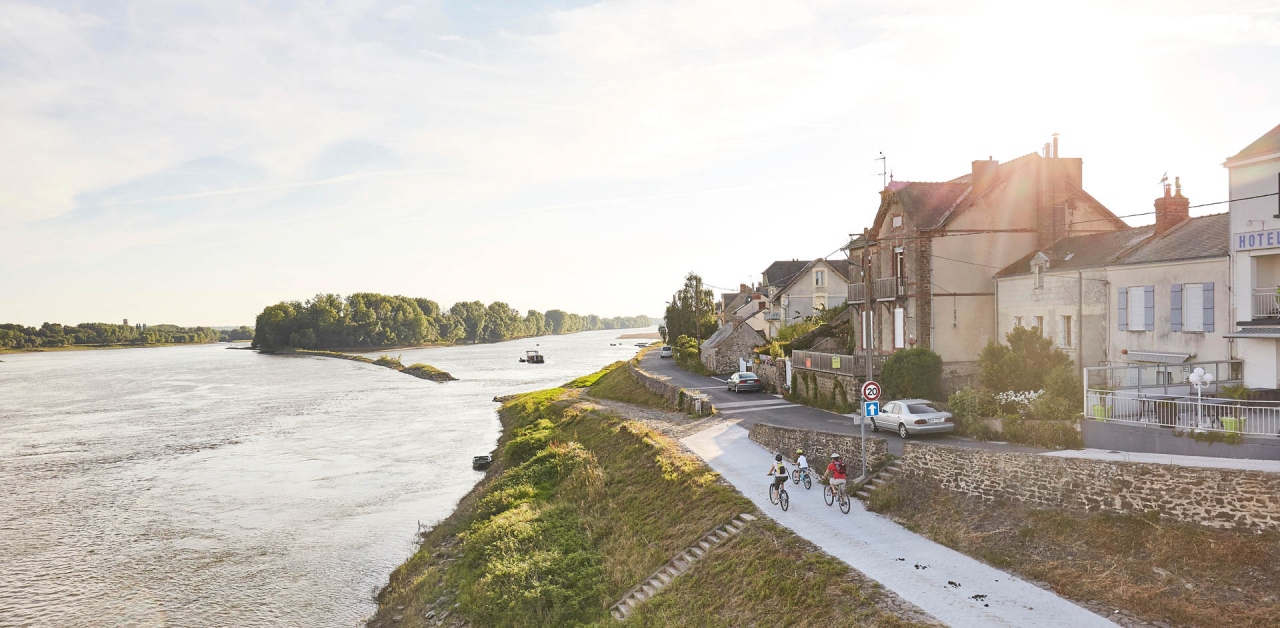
682;422;1114;628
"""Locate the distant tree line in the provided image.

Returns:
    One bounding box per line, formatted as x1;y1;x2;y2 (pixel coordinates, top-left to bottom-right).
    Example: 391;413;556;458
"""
0;322;254;349
251;292;654;351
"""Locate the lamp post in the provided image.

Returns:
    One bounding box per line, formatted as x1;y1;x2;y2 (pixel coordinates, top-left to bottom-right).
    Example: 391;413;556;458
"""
1189;367;1215;430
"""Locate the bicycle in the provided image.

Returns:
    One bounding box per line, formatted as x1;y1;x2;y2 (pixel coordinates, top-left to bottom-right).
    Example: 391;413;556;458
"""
823;481;851;514
768;482;790;511
790;467;813;490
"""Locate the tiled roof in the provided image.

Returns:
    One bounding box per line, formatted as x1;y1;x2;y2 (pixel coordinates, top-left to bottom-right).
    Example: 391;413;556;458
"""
1228;123;1280;163
763;260;809;286
1116;213;1229;265
891;182;970;230
996;226;1156;276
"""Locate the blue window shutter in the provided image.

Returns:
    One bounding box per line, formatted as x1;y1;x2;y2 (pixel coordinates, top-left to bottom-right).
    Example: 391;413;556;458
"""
1117;287;1128;331
1203;282;1214;332
1171;284;1182;332
1144;285;1155;331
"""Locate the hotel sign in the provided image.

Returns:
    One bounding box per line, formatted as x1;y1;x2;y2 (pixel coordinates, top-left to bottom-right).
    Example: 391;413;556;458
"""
1236;229;1280;251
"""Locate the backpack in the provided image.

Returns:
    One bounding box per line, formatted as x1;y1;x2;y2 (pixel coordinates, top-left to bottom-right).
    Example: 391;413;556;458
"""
834;461;846;475
775;462;788;476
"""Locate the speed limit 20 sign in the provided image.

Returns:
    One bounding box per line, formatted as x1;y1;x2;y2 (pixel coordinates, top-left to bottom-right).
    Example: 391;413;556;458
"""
861;380;881;401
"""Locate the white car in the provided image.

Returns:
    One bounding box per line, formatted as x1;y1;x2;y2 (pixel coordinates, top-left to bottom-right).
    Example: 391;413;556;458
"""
868;399;954;438
659;345;674;358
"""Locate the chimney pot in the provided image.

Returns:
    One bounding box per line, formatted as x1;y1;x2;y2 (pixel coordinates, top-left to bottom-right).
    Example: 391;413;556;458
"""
1153;178;1190;235
1052;133;1059;158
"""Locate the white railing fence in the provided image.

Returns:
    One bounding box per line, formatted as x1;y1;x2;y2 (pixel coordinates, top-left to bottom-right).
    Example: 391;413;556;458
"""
1251;287;1280;319
1085;389;1280;436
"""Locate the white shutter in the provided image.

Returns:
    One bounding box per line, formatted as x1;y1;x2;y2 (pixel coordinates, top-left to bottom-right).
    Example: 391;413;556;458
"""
1184;283;1204;331
1127;287;1145;330
861;311;872;349
894;307;905;348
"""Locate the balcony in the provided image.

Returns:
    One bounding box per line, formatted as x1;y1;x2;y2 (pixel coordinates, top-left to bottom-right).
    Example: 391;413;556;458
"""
848;277;906;303
764;311;782;321
1252;287;1280;319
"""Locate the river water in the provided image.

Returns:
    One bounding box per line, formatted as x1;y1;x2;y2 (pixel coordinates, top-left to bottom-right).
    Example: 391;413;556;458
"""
0;328;653;627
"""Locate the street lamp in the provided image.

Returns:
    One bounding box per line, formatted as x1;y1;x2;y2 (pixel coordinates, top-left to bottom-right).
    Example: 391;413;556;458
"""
1189;367;1215;430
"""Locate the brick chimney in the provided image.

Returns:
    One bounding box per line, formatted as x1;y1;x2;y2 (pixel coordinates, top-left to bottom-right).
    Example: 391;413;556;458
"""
971;157;998;195
1154;177;1190;235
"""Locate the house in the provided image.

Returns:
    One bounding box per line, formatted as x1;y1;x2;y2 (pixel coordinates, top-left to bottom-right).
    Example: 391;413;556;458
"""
1225;122;1280;390
700;320;766;374
728;290;769;334
762;258;854;337
717;284;753;325
995;183;1230;378
847;138;1129;389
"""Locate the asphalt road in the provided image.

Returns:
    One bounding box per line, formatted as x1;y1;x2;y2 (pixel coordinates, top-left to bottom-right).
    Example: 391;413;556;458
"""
640;350;1046;458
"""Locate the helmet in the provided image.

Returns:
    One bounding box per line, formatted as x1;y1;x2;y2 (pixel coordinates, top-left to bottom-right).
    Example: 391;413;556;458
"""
831;453;841;459
775;454;783;462
795;448;804;455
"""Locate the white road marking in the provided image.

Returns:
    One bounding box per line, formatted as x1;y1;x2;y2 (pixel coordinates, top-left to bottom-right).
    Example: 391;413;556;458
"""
720;404;806;414
710;376;728;382
681;423;1115;628
715;399;798;410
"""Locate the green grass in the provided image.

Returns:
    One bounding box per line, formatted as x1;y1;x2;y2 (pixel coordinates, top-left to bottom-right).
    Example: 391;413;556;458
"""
563;361;624;388
289;349;456;381
585;363;668;409
371;377;927;628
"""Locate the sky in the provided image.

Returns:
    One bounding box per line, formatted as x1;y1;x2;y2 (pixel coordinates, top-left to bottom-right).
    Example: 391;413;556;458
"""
1;0;1278;327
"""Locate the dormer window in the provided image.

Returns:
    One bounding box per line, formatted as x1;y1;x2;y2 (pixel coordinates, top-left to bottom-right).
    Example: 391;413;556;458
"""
1030;252;1049;289
892;215;903;229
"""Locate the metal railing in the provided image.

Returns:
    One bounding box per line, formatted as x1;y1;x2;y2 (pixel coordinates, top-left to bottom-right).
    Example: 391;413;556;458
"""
764;311;781;321
1252;287;1280;319
1085;388;1280;436
848;277;906;303
1084;360;1243;395
792;349;887;378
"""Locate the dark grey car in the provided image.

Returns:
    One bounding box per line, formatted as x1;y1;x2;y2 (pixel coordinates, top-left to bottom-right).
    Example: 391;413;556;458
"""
727;372;763;393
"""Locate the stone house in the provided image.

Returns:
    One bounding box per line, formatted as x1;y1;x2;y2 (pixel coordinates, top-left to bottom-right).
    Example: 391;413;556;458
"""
995;185;1230;380
1225;123;1280;389
700;321;766;374
762;258;854;337
846;138;1129;389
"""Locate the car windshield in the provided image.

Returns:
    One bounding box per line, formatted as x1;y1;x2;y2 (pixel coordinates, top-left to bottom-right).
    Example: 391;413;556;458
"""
739;374;758;381
908;403;942;414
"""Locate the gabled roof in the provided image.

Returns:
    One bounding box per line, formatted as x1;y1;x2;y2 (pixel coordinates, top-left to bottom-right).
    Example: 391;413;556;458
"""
1227;123;1280;164
1114;213;1229;265
887;182;970;231
762;260;809;287
701;320;764;350
771;259;853;298
996;213;1229;277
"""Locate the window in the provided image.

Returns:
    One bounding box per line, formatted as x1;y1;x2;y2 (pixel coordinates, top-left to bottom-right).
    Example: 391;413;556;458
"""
1034;316;1044;334
1059;315;1073;348
892;215;903;229
814;295;827;310
908;402;942;414
814;269;826;287
1184;283;1204;332
1034;265;1043;288
1127;287;1145;330
1014;316;1023;328
894;247;906;278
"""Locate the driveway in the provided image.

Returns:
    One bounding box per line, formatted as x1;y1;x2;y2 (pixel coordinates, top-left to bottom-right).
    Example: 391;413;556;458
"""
682;422;1115;628
640;350;1045;458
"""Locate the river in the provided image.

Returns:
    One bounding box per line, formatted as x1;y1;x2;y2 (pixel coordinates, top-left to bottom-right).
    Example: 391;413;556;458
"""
0;328;654;627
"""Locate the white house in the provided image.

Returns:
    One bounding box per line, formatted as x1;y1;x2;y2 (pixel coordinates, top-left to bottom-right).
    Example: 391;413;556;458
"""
1225;123;1280;389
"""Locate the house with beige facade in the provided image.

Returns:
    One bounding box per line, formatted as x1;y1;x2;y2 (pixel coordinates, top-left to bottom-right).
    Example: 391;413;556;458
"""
995;186;1230;380
760;259;853;338
846;140;1129;388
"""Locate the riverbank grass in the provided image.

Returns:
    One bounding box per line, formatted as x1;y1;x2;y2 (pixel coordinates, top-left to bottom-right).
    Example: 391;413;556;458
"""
372;376;925;627
282;349;456;381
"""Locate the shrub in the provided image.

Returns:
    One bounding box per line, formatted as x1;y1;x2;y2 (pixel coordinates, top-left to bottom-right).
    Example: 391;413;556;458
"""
1044;363;1081;402
946;387;998;420
978;326;1072;393
881;347;943;401
1030;394;1077;422
996;389;1043;416
1003;416;1082;449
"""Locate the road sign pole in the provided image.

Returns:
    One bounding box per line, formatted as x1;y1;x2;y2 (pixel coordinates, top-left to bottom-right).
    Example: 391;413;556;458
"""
861;227;871;479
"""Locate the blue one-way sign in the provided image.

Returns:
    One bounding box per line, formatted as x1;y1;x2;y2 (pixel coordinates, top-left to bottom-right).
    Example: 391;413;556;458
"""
863;401;879;417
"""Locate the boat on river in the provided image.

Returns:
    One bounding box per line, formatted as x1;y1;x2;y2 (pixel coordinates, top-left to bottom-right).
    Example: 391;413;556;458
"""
521;350;545;364
472;455;493;470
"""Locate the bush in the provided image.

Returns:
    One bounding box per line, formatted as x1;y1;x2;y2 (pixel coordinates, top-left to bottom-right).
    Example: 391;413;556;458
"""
1044;363;1081;402
881;347;943;401
1003;416;1083;449
1030;395;1077;422
978;326;1072;393
947;387;998;420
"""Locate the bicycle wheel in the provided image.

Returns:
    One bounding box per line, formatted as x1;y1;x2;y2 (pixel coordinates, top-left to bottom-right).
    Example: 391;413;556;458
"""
839;492;851;514
791;469;800;484
779;489;789;511
823;484;834;506
769;484;779;504
802;473;812;490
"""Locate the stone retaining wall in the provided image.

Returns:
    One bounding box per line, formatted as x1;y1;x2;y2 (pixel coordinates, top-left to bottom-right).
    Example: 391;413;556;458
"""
794;368;862;406
752;361;786;393
747;423;887;470
899;442;1280;530
627;363;715;416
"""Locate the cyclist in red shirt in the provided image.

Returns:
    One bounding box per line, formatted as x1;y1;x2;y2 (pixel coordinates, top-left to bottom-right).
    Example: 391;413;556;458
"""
823;453;848;494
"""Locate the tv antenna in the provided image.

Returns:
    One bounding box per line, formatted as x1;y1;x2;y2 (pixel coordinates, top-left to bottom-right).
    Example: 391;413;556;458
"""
875;152;887;189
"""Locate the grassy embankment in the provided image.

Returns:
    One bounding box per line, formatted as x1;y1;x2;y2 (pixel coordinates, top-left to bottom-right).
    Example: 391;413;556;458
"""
867;479;1279;628
286;349;456;382
370;363;924;627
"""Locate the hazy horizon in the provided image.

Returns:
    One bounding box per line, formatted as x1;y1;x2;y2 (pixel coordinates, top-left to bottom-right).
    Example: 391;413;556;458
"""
3;0;1278;326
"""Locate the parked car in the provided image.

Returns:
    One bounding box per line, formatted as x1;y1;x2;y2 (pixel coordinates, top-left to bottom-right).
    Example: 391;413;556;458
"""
727;372;763;393
659;345;674;358
868;399;953;438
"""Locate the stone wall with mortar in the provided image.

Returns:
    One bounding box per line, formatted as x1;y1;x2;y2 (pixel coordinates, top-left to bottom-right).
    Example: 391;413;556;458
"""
899;441;1280;530
794;367;862;407
752;361;787;393
627;363;715;416
748;423;888;471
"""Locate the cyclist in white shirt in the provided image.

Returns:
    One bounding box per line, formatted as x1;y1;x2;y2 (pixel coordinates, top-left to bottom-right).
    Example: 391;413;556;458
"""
794;449;809;474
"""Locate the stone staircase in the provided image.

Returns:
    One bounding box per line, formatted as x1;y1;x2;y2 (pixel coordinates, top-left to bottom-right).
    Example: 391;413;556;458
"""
609;513;757;621
854;457;902;501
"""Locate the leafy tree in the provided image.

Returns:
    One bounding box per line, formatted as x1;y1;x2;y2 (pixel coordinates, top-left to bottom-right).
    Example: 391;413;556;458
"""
978;326;1072;393
663;272;716;341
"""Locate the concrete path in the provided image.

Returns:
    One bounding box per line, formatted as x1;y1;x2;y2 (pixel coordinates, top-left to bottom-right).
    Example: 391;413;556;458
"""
682;422;1114;628
1043;448;1280;472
